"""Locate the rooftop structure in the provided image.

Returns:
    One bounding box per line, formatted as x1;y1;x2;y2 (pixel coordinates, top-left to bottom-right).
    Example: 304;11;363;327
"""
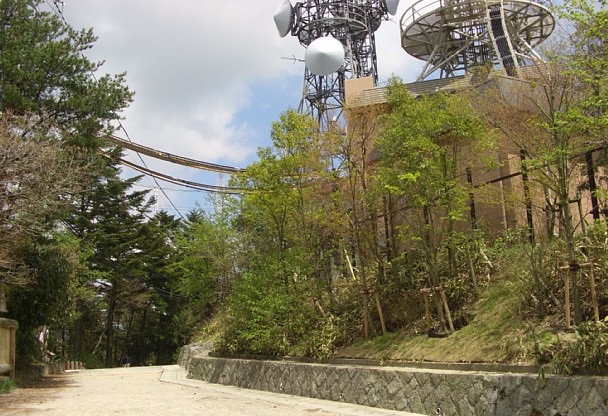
400;0;555;81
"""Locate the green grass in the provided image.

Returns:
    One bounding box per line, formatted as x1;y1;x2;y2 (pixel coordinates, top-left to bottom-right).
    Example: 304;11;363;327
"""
336;278;535;364
0;377;16;394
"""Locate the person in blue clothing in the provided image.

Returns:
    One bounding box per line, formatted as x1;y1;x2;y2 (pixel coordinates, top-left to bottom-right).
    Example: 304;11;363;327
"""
122;355;131;367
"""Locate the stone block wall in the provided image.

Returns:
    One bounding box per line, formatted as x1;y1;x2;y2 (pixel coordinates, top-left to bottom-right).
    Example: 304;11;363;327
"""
181;345;608;416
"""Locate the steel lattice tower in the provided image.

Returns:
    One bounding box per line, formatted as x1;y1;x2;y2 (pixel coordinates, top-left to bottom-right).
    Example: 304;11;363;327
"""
274;0;399;131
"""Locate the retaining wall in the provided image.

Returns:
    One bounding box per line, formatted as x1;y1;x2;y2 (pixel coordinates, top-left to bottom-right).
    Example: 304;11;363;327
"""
38;361;85;377
180;344;608;416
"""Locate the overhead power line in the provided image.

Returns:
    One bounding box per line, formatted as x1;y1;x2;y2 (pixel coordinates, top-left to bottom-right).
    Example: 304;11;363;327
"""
114;128;188;220
101;151;247;195
104;134;246;174
45;1;186;220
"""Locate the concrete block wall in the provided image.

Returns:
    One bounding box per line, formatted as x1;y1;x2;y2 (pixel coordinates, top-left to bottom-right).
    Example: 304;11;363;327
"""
180;344;608;416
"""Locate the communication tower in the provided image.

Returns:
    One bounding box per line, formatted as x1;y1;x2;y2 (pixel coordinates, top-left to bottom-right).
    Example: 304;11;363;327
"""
274;0;400;130
400;0;555;81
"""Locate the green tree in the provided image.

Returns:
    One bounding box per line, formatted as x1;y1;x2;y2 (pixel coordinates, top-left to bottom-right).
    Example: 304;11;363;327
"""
477;16;606;323
0;0;134;364
127;211;183;365
234;110;330;289
557;0;608;134
0;0;133;146
65;159;153;367
377;80;488;332
338;102;389;337
557;0;608;218
7;232;90;361
172;209;239;325
216;110;341;357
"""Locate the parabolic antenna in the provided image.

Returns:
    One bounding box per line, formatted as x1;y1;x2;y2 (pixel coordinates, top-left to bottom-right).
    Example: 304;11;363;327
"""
383;0;400;15
274;1;393;131
400;0;555;80
273;0;295;38
305;36;345;76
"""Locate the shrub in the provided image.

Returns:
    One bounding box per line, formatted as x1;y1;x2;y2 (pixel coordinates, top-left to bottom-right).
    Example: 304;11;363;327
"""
0;377;16;394
534;319;608;375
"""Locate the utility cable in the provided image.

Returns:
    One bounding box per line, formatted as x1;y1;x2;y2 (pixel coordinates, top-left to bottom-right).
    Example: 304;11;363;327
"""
100;151;247;194
46;2;187;219
104;134;245;174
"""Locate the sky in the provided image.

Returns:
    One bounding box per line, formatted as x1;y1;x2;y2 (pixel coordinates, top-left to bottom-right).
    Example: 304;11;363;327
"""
57;0;423;217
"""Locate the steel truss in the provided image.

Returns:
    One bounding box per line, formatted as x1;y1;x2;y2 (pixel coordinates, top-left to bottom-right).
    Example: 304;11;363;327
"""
400;0;555;80
289;1;390;130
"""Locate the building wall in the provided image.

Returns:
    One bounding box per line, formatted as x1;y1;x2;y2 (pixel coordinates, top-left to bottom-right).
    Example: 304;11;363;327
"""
344;75;605;242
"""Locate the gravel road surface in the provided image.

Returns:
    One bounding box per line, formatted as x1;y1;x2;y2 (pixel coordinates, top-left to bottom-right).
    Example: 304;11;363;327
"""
0;365;421;415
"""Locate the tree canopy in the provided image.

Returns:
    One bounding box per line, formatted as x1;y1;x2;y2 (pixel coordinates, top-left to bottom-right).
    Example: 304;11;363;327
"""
3;0;608;373
0;0;133;146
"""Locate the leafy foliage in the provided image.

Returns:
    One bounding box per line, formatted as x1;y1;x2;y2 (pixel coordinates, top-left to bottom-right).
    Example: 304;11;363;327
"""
0;377;16;394
4;0;608;372
8;232;86;362
0;0;133;145
0;114;90;287
534;319;608;375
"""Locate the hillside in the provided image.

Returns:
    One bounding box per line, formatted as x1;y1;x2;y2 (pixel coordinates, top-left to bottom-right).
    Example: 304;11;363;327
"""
333;245;606;376
335;278;537;364
196;238;607;376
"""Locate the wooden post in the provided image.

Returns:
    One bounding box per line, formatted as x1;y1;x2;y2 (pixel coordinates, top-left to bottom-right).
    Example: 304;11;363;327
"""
344;249;370;338
421;288;432;330
437;287;455;333
563;266;571;329
10;324;16;379
466;247;479;297
374;290;387;335
582;263;600;322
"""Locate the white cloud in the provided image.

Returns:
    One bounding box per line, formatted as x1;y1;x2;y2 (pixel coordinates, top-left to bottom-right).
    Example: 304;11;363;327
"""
375;15;425;83
63;1;302;164
60;0;423;213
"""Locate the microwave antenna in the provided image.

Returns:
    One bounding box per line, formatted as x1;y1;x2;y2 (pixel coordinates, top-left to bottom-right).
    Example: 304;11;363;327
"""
274;0;400;131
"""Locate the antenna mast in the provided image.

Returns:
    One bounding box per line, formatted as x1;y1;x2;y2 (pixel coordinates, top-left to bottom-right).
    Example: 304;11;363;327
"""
274;0;400;131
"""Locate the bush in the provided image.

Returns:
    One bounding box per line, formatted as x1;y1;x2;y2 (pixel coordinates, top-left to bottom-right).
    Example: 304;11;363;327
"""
0;377;16;394
74;352;104;369
534;319;608;375
215;271;312;357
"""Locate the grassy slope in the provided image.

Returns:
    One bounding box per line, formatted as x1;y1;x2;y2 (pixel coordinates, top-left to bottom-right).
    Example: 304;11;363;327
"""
198;244;574;366
335;278;540;364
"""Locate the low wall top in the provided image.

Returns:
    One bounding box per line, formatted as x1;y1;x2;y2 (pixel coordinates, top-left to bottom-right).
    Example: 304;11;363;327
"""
0;318;18;329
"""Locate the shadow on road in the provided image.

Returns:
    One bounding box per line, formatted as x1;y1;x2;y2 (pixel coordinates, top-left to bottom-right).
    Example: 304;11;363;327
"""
0;367;77;412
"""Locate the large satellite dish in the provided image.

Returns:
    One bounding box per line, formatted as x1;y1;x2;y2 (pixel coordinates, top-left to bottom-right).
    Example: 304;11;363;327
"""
273;0;295;38
383;0;400;15
401;0;555;80
305;37;345;76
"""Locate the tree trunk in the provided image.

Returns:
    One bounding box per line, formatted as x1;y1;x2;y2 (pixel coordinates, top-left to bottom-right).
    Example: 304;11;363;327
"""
119;310;134;365
423;206;447;332
558;160;582;324
104;296;117;367
72;300;84;358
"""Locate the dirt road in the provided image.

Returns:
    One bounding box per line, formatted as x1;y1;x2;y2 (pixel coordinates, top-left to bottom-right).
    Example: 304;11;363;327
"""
0;365;420;415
